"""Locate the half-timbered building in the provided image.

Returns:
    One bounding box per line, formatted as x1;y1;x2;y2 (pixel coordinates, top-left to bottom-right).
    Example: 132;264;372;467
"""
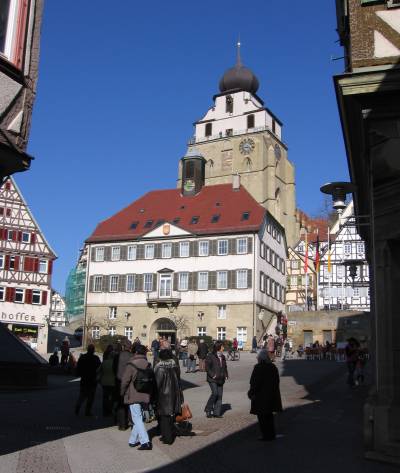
84;152;287;349
0;0;44;180
49;291;66;327
318;201;370;311
0;178;56;353
286;247;317;312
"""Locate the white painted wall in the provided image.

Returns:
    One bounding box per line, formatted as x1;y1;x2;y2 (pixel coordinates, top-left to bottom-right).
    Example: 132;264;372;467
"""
194;91;281;142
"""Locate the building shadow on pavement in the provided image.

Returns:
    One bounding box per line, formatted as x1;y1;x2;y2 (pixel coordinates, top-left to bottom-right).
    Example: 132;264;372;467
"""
0;374;114;456
147;360;399;473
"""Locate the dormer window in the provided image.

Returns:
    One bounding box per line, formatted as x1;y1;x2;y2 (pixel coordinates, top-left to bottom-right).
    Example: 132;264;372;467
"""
144;220;153;228
190;216;199;225
225;95;233;113
130;221;139;229
156;219;165;227
241;211;250;221
205;123;212;137
172;218;180;225
211;214;220;223
247;114;255;129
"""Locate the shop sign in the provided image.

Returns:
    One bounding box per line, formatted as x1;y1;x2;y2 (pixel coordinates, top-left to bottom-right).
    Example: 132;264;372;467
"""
12;325;38;336
1;312;37;323
288;320;297;326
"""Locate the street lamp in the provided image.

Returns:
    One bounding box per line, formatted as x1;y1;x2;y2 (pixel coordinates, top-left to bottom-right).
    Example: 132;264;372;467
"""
320;181;356;214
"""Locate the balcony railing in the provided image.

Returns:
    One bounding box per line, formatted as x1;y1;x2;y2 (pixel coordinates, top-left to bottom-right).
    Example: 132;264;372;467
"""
146;291;181;312
188;125;274;145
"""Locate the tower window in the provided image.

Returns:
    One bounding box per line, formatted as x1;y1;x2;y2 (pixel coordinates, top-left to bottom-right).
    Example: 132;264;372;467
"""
272;119;276;134
185;161;195;179
211;214;220;223
225;95;233;113
205;123;212;137
190;216;199;224
247;114;255;129
241;211;250;221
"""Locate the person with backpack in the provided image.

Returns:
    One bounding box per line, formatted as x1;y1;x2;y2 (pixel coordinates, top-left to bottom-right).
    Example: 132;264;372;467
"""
120;345;154;450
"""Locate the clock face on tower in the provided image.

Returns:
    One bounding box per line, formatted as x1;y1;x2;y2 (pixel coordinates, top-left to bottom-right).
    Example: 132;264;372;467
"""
239;138;255;155
183;179;195;193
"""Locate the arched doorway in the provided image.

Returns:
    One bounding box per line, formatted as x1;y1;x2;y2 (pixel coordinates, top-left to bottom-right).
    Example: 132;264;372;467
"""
150;317;177;346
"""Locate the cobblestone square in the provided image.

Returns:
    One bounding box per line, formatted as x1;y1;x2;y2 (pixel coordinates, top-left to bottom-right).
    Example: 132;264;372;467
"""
0;353;398;473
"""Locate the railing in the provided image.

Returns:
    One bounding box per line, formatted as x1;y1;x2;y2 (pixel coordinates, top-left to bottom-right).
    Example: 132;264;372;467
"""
146;290;181;302
188;125;273;145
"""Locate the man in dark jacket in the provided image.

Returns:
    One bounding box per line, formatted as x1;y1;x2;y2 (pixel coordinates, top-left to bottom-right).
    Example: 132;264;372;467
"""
248;349;282;441
120;345;153;450
198;339;209;372
204;342;228;418
75;344;101;416
154;348;183;444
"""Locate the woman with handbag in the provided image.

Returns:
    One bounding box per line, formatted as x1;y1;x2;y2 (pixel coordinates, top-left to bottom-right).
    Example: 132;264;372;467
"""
247;349;282;441
154;348;183;444
204;342;228;418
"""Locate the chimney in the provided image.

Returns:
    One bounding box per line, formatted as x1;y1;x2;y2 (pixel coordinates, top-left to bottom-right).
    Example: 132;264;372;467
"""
232;173;240;191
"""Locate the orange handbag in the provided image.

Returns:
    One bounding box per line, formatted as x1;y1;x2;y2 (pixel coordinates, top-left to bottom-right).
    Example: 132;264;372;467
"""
176;403;193;423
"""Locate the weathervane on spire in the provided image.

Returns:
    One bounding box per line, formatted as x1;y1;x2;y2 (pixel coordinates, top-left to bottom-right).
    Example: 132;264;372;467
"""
236;36;242;66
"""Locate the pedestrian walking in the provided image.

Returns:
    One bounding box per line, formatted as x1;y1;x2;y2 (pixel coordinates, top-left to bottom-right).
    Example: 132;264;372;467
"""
248;349;282;441
251;336;257;353
180;339;188;368
204;342;228;418
120;345;153;450
267;334;275;361
154;348;183;445
186;338;198;373
60;339;70;365
198;339;208;372
75;344;101;416
49;350;59;366
345;337;360;387
282;340;291;360
151;337;160;365
99;344;116;416
115;341;133;430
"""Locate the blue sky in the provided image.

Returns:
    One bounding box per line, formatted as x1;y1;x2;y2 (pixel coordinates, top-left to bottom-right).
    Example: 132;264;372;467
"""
17;1;348;293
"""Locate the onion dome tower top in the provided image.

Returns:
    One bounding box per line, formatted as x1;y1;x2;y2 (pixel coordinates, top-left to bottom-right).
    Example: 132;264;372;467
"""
219;41;259;95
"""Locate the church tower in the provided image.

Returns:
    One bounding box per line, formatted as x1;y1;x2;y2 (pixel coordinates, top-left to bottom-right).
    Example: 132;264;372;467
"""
177;43;297;246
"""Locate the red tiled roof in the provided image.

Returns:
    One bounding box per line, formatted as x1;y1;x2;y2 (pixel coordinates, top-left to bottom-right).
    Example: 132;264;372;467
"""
298;217;329;243
86;184;266;243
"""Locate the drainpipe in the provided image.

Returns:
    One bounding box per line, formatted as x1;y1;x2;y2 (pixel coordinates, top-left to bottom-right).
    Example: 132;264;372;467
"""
252;233;256;344
82;245;91;349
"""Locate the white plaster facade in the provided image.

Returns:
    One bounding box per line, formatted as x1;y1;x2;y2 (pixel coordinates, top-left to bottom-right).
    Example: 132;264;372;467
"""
85;216;287;349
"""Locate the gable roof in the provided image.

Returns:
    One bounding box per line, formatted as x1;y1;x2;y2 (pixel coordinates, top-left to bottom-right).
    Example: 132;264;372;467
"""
3;177;57;258
86;184;266;243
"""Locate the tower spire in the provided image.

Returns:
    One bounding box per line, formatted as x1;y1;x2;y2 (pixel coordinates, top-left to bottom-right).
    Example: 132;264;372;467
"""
236;36;242;66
